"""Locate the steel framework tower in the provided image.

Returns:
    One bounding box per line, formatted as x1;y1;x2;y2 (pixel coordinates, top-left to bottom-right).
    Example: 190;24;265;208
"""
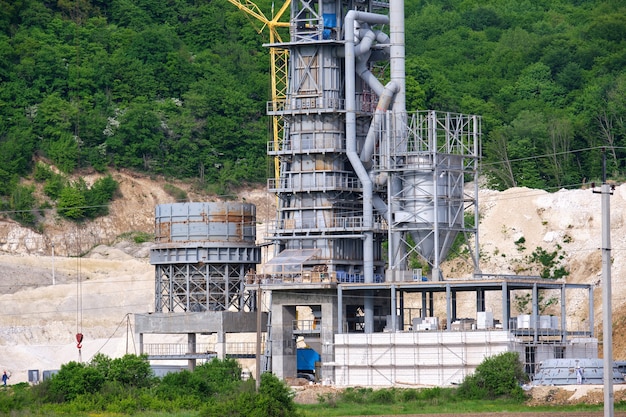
265;0;480;286
266;0;390;286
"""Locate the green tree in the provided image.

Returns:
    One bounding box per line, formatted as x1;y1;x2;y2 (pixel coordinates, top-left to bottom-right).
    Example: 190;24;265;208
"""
84;174;118;218
57;179;87;219
9;184;36;226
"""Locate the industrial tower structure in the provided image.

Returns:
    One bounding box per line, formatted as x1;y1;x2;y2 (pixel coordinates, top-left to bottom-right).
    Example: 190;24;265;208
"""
259;0;483;381
135;0;597;385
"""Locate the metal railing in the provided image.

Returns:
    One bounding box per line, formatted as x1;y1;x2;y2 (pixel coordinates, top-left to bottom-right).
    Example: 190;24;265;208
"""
143;343;216;356
248;271;386;285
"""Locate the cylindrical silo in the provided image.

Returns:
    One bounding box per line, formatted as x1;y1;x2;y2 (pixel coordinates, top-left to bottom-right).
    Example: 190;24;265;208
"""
150;202;260;313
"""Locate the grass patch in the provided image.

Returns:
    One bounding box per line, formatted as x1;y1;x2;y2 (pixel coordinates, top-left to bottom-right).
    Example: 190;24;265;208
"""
163;184;188;202
297;392;618;416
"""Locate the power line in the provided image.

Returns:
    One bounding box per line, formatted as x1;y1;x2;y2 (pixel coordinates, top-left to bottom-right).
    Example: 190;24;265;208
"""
479;146;603;168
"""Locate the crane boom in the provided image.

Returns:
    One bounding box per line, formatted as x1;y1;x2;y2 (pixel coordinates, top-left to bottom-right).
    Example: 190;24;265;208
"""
226;0;290;181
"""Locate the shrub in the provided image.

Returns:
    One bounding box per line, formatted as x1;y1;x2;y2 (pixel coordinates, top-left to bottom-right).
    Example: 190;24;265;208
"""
156;358;242;401
369;387;395;404
340;386;372;403
33;162;54;181
43;173;67;199
84;174;119;218
107;354;155;388
133;231;154;243
456;351;528;401
163;183;188;201
47;361;105;402
198;373;300;417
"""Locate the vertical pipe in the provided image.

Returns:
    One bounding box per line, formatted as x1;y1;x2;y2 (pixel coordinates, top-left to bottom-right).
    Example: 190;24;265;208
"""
429;111;440;280
451;290;457;322
399;290;405;331
473;116;481;275
391;284;397;331
389;0;406;283
256;283;262;391
389;0;405;114
476;289;485;312
345;11;388;333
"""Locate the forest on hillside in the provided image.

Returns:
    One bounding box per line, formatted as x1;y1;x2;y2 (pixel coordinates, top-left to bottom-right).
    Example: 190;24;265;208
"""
0;0;624;217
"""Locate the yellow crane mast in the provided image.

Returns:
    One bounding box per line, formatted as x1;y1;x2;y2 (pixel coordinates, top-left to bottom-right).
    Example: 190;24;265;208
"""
226;0;290;180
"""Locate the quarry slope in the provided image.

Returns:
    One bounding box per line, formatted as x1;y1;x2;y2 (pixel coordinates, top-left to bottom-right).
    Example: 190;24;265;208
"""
0;170;625;386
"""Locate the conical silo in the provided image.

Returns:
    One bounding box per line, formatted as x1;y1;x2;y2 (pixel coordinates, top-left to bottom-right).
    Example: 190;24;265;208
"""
403;153;465;267
386;110;480;280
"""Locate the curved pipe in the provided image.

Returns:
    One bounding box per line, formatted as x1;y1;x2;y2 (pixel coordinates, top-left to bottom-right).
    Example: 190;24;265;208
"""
345;10;388;294
361;81;398;167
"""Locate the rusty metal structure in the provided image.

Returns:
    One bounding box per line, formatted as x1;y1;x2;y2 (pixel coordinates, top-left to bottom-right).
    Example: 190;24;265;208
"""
150;202;260;312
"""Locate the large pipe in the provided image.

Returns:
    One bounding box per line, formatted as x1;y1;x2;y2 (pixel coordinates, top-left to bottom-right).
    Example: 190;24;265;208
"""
353;27;395;212
388;0;407;277
360;81;398;168
389;0;405;114
345;10;389;333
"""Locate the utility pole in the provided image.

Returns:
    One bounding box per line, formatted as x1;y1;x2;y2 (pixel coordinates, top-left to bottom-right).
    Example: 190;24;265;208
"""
51;242;55;286
593;148;614;417
255;280;262;391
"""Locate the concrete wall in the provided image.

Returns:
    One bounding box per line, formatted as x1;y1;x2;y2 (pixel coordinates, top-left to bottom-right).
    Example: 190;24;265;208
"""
135;311;263;334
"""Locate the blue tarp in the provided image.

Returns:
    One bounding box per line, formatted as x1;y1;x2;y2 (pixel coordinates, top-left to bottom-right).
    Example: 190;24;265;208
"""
297;348;321;371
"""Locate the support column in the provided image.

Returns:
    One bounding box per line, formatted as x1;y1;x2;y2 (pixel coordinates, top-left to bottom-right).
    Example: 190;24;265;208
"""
338;285;344;333
429;291;434;317
532;283;539;343
187;333;197;371
561;284;567;343
421;292;427;318
501;281;509;331
391;285;397;331
215;331;226;359
321;295;338;384
451;289;457;322
399;290;405;331
589;286;594;337
446;284;452;331
476;289;485;312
